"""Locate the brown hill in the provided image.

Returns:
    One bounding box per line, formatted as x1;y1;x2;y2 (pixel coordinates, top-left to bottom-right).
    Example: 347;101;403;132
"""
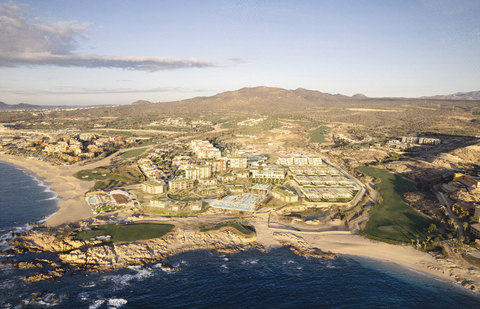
129;86;354;113
421;91;480;100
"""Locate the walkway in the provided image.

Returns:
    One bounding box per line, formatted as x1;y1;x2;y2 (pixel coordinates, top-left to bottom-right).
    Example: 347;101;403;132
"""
435;191;463;241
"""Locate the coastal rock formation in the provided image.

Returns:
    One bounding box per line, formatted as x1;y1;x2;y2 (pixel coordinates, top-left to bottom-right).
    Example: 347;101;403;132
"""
10;229;100;253
273;232;336;259
58;227;257;271
24;267;71;282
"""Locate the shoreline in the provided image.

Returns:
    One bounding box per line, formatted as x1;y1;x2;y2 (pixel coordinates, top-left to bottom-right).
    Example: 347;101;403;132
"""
0;155;94;226
1;153;479;293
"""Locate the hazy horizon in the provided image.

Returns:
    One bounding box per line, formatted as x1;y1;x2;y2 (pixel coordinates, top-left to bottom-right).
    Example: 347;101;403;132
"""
1;0;479;106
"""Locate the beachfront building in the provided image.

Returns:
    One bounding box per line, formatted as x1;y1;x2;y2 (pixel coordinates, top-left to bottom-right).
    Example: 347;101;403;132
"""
149;197;168;208
271;187;299;203
142;180;165;194
228;157;247;169
185;165;212;180
169;179;194;191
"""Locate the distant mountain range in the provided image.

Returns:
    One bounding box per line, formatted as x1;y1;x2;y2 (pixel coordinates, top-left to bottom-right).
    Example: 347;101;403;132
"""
0;101;75;111
1;88;479;111
0;101;113;111
420;91;480;101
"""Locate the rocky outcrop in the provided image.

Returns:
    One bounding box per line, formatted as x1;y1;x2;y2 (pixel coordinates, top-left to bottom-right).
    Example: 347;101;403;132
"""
9;230;100;253
273;232;336;259
12;261;44;269
59;227;257;271
24;267;71;282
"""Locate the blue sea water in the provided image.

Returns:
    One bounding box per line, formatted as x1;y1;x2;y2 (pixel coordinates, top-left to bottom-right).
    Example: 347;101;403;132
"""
0;161;59;235
1;161;480;308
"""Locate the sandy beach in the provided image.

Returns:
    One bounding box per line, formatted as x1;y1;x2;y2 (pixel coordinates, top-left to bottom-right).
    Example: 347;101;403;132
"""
0;154;112;226
1;151;479;293
254;226;480;292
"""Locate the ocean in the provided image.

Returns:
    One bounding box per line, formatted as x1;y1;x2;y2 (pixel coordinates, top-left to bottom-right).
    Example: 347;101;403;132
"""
1;160;480;308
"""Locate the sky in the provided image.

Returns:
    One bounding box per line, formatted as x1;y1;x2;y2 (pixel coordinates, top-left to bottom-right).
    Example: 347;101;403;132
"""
1;0;479;106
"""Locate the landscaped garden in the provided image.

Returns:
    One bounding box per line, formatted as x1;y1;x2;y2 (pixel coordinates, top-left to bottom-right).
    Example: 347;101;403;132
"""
359;167;434;244
120;148;147;158
308;126;330;143
73;223;175;243
200;222;254;236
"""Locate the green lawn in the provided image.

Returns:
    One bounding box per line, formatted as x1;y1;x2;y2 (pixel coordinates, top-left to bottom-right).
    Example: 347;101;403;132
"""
73;165;140;188
308;126;330;143
136;140;162;147
200;223;253;236
120;148;147;158
359;167;433;243
73;223;175;243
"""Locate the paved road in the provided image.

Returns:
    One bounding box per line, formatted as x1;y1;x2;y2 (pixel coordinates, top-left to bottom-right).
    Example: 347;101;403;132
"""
435;191;463;241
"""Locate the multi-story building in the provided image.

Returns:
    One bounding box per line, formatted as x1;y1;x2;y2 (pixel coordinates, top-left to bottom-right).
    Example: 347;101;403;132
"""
277;157;295;166
198;177;218;186
277;156;323;166
250;165;286;180
234;170;250;179
185;165;212;180
190;139;222;159
169;179;194;191
207;159;227;173
271;188;299;203
470;223;480;239
142;180;165;194
217;173;236;182
402;137;441;145
228;157;247;169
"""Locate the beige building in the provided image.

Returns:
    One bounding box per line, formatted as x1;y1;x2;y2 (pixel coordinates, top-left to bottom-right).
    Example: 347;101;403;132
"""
470;223;480;239
250;165;286;180
277;156;323;166
234;170;250;179
185;165;212;180
217;174;236;182
229;157;247;169
207;159;227;173
190;139;222;159
198;177;218;186
169;179;194;191
271;188;299;203
142;181;165;194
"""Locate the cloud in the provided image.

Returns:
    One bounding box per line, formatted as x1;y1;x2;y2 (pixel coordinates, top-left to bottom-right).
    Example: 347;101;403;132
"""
226;57;246;63
0;3;215;71
0;52;216;71
8;86;212;96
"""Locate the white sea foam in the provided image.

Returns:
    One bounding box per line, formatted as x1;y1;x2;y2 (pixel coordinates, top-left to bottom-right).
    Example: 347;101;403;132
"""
89;300;105;309
105;267;154;291
78;292;90;301
0;166;60;245
107;298;128;307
